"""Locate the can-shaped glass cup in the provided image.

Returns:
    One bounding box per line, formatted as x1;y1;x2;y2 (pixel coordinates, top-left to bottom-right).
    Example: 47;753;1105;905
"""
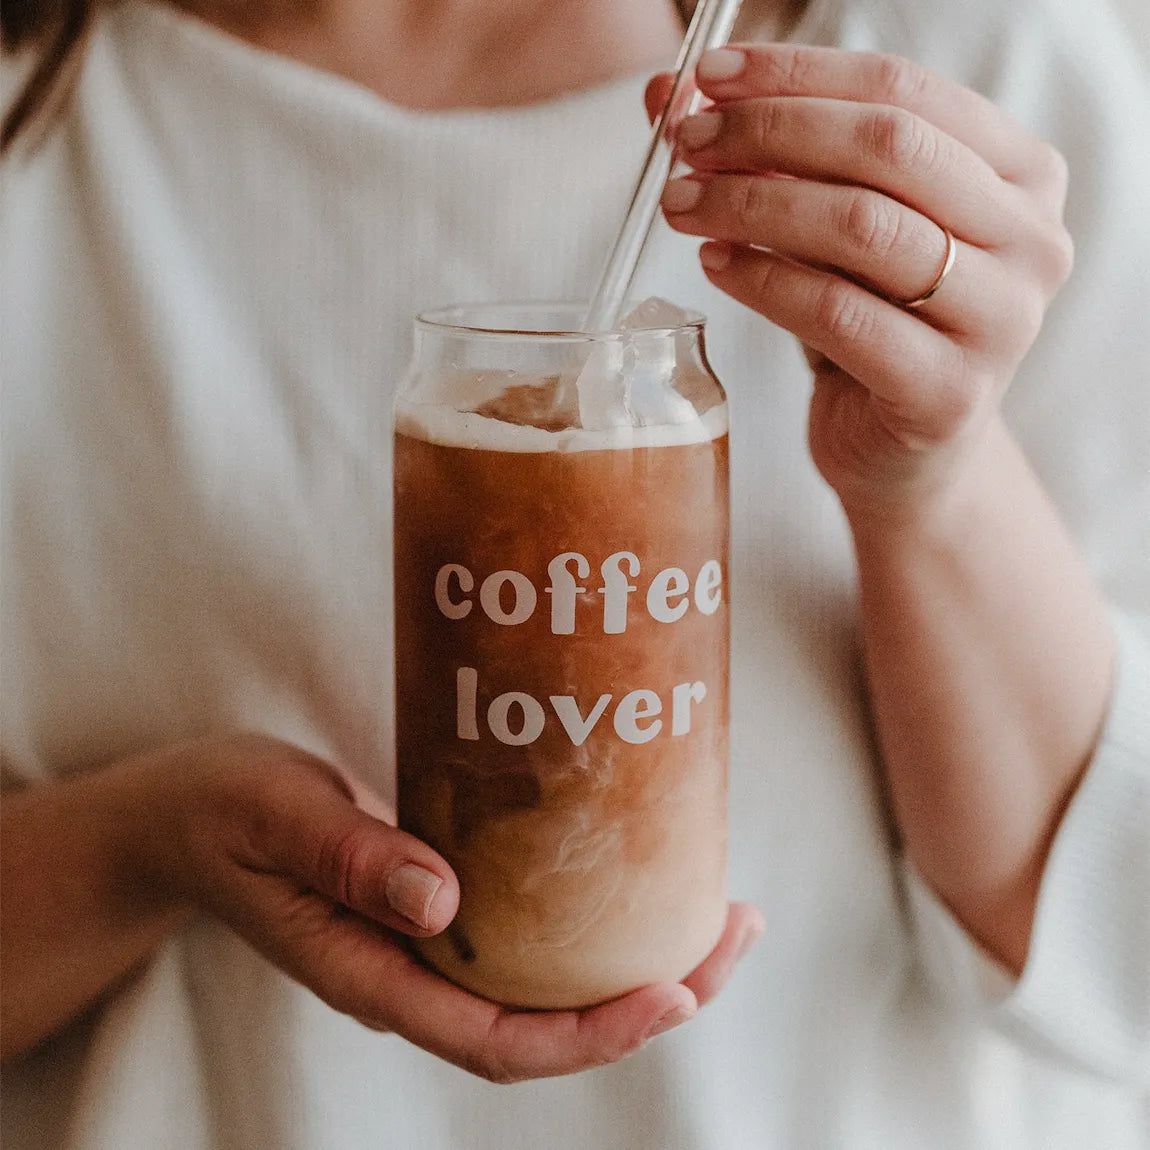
394;303;729;1009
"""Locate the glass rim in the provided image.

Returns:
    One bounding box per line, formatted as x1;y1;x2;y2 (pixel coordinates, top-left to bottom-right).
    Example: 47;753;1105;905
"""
414;301;707;342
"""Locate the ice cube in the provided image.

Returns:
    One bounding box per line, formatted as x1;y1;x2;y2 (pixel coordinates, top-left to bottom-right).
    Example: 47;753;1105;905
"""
619;296;695;331
574;333;697;432
574;341;630;432
573;298;699;431
619;335;698;427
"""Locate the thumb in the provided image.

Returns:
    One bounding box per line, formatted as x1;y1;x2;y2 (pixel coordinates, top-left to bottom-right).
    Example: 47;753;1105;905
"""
644;72;676;125
271;785;460;937
644;71;709;127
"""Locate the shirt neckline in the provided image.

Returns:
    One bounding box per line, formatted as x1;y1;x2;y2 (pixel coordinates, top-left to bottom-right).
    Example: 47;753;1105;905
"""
124;0;843;137
127;2;661;136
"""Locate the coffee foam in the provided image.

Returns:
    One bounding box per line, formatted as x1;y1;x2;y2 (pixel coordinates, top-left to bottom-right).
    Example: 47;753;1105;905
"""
395;401;728;453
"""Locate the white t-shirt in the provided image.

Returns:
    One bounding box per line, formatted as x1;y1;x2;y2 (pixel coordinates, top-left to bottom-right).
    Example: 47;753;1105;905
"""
2;1;1147;1147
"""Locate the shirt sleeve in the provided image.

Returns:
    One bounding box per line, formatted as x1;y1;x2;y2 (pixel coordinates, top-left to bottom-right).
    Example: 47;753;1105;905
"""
904;611;1150;1086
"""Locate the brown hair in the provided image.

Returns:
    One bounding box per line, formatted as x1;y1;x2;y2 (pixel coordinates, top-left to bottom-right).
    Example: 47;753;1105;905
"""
1;0;102;151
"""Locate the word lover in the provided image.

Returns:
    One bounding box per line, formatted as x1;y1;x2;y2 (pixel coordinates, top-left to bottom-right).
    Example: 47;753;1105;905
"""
456;668;709;748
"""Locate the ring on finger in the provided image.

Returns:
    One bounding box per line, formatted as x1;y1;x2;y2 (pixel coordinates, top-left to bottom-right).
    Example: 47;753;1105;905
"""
898;224;957;310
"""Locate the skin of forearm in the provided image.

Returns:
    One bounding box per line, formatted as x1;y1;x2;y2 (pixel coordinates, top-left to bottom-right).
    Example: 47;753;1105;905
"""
0;758;194;1062
848;418;1115;973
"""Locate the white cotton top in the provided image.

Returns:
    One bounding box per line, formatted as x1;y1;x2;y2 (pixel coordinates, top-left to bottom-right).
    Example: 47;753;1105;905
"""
2;0;1148;1147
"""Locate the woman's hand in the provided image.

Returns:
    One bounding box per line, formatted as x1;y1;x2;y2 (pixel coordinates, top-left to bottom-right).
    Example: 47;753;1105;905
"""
130;735;762;1083
650;44;1074;524
646;47;1114;974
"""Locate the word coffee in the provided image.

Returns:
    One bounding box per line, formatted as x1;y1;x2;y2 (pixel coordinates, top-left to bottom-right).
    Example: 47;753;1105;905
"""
434;550;723;634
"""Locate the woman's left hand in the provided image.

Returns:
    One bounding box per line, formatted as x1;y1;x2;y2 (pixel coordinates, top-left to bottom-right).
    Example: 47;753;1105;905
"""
650;44;1074;523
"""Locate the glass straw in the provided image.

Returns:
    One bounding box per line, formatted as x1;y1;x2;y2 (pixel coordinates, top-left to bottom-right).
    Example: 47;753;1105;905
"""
581;0;743;332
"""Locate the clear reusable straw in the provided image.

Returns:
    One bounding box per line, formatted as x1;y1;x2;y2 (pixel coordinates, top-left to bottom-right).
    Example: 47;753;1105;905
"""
580;0;743;332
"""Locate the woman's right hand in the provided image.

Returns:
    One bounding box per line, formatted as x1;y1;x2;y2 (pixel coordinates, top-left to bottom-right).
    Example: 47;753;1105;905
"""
128;734;761;1082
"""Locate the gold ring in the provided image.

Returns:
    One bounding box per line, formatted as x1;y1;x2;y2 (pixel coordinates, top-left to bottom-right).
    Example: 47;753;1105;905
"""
902;226;957;310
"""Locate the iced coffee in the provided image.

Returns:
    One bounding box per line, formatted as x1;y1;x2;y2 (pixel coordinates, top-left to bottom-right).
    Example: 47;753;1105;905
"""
394;302;729;1009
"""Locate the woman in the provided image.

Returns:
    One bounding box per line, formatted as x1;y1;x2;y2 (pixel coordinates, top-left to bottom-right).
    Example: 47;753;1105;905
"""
2;0;1147;1147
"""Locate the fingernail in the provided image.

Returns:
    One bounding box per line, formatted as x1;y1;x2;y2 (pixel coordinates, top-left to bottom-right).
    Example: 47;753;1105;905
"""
736;920;765;962
386;863;443;928
678;111;722;151
700;242;732;272
644;1004;696;1042
698;47;745;82
662;178;703;213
